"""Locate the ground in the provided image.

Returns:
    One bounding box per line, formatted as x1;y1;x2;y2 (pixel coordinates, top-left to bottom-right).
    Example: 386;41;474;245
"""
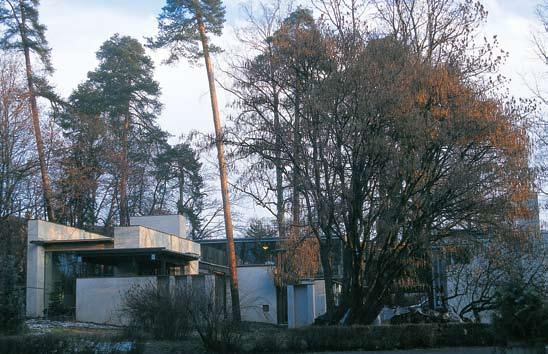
20;320;545;354
313;349;495;354
26;319;122;336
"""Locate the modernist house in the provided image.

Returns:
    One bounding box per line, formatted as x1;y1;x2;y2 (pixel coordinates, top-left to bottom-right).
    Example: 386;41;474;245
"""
430;196;545;323
25;215;331;327
200;237;343;326
29;209;533;326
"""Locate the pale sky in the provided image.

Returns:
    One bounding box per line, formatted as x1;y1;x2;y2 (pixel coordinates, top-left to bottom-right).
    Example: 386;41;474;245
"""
38;0;547;226
39;0;546;140
40;0;241;142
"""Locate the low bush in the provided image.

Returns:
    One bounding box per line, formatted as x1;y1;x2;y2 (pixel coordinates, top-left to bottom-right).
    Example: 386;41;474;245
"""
0;255;25;335
123;280;239;352
492;280;548;343
123;281;193;340
0;333;142;354
182;286;241;353
243;323;494;353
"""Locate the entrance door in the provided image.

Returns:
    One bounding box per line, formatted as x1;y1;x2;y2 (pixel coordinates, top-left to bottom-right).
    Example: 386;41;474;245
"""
276;285;288;324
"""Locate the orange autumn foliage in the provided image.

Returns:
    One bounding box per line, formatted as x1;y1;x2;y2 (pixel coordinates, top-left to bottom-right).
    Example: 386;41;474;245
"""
273;232;320;287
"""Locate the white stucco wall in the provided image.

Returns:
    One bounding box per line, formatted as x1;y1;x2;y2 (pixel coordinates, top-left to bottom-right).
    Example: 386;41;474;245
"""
313;280;327;318
445;259;494;324
130;215;187;238
76;276;157;325
26;220;109;317
113;226;200;256
237;266;278;324
288;282;316;328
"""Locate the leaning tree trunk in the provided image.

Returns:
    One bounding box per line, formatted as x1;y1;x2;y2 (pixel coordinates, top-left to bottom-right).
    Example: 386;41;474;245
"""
196;14;241;322
20;26;55;222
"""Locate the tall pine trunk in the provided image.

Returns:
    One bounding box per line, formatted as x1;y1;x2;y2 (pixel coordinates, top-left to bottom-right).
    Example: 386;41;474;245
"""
274;98;285;238
119;114;129;226
19;14;55;222
269;44;285;238
196;14;241;322
291;83;301;239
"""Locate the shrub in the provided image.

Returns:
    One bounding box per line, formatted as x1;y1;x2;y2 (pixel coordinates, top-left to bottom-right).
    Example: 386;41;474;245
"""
123;281;192;340
243;323;494;353
183;286;241;353
493;280;548;343
122;278;240;352
0;255;25;334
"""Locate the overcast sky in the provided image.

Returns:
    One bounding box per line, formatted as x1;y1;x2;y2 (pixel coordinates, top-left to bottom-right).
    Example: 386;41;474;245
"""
39;0;546;140
37;0;547;226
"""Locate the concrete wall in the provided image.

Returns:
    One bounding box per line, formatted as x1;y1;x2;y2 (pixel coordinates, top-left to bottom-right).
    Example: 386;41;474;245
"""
76;276;157;325
236;267;329;326
288;282;315;328
445;258;493;323
26;220;109;317
313;280;326;319
130;215;187;238
113;226;200;257
26;219;201;319
237;266;278;324
76;274;223;325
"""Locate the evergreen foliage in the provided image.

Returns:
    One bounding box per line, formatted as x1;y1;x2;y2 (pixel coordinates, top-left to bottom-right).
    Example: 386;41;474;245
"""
90;34;162;121
0;0;52;72
147;0;225;62
155;142;205;238
493;280;548;342
150;0;241;321
0;0;58;221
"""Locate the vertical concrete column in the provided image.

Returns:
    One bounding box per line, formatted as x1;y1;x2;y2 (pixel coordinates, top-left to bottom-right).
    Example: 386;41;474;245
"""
305;282;316;325
25;220;109;318
287;281;316;328
287;285;295;328
26;221;45;317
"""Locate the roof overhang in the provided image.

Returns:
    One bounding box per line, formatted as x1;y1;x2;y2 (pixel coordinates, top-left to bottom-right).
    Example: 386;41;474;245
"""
48;247;200;263
30;238;113;246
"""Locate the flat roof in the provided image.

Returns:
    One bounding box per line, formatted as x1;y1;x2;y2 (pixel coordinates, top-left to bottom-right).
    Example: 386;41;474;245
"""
30;238;113;246
197;237;280;244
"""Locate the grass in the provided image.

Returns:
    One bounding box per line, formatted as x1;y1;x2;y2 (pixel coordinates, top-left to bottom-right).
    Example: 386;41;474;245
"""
6;320;496;354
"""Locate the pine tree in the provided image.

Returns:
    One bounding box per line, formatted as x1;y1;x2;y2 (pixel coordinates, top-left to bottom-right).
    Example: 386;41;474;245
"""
148;0;241;321
57;83;107;228
155;142;206;239
84;35;162;226
0;0;56;221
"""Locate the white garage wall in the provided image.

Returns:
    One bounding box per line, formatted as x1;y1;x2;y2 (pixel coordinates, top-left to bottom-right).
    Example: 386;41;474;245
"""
314;280;327;319
76;276;157;325
237;266;277;324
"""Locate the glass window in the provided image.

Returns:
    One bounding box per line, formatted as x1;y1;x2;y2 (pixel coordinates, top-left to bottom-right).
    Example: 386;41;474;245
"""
44;252;113;318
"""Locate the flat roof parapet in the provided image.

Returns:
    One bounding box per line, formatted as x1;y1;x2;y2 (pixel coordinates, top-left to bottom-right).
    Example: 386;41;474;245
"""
114;225;200;257
28;220;109;243
129;215;187;238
